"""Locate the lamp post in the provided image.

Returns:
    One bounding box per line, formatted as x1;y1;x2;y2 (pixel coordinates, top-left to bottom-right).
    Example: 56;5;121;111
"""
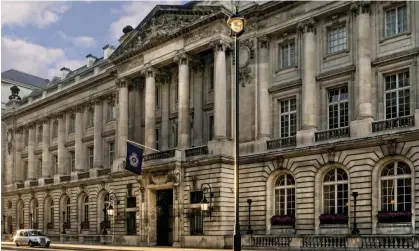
200;183;214;220
227;5;246;251
61;211;66;234
247;199;253;235
351;192;359;235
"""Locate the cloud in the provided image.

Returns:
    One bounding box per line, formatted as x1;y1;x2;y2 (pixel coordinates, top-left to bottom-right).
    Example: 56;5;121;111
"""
1;2;70;28
57;31;96;48
1;36;85;80
108;1;183;43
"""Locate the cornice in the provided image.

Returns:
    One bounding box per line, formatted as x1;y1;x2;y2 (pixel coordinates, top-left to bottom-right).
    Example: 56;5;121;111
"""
82;135;94;143
101;130;116;138
315;65;356;81
48;145;58;151
371;48;419;66
64;140;75;147
268;79;302;94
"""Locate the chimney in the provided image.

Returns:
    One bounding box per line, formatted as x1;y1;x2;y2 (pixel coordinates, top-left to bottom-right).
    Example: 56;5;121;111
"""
119;25;134;44
86;54;97;68
103;44;115;60
60;67;71;79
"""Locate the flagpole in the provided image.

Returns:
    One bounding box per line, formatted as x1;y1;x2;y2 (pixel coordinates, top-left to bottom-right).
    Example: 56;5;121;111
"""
125;139;160;152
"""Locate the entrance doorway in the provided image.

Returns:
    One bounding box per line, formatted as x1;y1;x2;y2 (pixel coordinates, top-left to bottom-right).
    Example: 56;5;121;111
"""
156;189;173;246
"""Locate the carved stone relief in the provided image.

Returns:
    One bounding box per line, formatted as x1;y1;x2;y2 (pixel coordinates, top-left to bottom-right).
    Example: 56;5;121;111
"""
184;23;230;46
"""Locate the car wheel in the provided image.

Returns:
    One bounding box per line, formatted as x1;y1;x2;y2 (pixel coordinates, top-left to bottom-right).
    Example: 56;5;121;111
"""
45;243;50;248
29;241;34;247
15;241;19;247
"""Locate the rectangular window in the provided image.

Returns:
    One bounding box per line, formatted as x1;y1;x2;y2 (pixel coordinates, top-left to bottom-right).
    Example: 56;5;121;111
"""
280;99;297;138
83;202;89;223
156;129;160;150
209;65;214;90
190;191;203;204
156;87;160;107
52;156;58;175
88;147;94;169
281;41;296;68
328;86;349;129
172;124;178;148
69;115;75;134
37;126;43;143
52;121;58;139
328;26;347;54
385;5;408;37
190;209;203;235
108;102;116;121
209;115;214;141
88;108;94;128
126;212;136;235
109;142;115;167
24;130;29;146
175;83;179;103
23;161;28;180
69;151;75;172
38;158;42;173
385;71;410;119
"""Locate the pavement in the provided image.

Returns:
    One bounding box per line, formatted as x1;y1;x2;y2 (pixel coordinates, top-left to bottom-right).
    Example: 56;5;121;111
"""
1;242;253;251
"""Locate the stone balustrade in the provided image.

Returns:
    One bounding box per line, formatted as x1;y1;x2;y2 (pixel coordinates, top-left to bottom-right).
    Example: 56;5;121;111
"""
143;149;176;161
267;136;297;150
315;127;350;142
372;115;415;133
185;146;208;157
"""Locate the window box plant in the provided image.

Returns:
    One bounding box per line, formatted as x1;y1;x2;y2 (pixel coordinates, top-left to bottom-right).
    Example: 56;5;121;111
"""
319;214;348;225
80;221;89;229
270;215;295;226
377;211;412;223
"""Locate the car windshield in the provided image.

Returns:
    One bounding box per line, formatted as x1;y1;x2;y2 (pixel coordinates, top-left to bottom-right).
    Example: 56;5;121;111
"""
29;231;44;236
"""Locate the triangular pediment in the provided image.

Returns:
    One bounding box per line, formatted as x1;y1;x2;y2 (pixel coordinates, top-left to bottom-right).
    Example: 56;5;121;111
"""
110;4;230;63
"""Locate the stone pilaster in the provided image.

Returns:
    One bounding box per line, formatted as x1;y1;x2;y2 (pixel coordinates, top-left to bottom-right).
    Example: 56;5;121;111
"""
174;51;191;149
27;123;36;180
57;112;67;175
257;36;270;140
75;105;84;171
193;62;205;146
160;74;170;150
350;1;373;138
133;82;143;143
296;19;317;146
93;99;103;168
213;40;229;140
143;66;158;153
41;118;51;177
117;78;129;158
14;127;23;183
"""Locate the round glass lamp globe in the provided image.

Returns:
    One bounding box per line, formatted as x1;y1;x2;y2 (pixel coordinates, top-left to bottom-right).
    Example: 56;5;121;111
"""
228;17;245;33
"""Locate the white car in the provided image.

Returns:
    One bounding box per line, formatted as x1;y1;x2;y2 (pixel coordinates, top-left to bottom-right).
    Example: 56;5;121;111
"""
13;229;51;248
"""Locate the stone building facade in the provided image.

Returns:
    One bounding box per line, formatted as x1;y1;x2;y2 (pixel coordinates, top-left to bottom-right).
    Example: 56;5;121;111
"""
2;1;419;249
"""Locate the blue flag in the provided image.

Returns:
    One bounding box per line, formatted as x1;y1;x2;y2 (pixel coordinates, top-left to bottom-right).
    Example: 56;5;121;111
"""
125;142;144;175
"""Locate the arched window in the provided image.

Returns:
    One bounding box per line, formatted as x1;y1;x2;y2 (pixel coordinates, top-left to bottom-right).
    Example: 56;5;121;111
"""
50;201;54;224
104;193;110;221
16;201;24;229
380;161;411;212
30;199;39;227
66;198;71;223
83;196;89;223
274;174;295;216
323;168;348;215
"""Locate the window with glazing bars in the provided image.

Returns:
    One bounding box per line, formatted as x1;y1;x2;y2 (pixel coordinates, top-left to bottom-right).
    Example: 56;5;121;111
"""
380;161;411;212
274;174;295;216
281;41;296;68
69;151;75;171
328;86;349;129
280;99;296;138
108;102;116;121
385;5;407;37
69;114;75;133
323;168;349;215
190;209;203;235
88;147;94;169
328;26;346;54
385;71;410;119
109;142;115;167
83;196;89;222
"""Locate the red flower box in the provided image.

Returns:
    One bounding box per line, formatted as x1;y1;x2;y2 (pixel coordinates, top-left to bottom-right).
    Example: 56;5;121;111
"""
377;211;412;223
319;214;348;225
270;215;295;226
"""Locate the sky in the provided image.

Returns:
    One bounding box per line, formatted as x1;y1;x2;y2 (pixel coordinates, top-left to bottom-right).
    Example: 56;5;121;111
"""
1;0;187;80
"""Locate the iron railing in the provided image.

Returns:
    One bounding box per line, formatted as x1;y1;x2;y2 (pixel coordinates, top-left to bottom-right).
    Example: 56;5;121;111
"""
372;115;415;133
267;136;296;150
44;178;54;185
315;127;350;142
77;171;90;179
185;146;208;157
97;168;110;177
60;175;71;182
144;149;176;161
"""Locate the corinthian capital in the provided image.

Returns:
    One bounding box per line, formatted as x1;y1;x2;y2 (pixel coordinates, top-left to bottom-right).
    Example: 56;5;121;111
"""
174;50;192;65
257;35;269;49
116;77;130;88
297;18;316;34
350;1;371;15
142;63;159;78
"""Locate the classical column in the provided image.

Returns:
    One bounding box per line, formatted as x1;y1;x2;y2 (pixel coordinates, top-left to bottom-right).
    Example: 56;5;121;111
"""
41;118;51;177
117;78;129;158
258;36;270;139
213;41;228;140
174;51;191;149
161;74;170;150
14;128;23;183
144;66;158;152
193;62;204;146
296;19;317;145
74;105;84;171
57;113;66;175
27;123;36;180
93;99;103;168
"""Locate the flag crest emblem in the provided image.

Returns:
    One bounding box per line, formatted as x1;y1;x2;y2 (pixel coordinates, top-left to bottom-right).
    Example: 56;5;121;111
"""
129;153;139;167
